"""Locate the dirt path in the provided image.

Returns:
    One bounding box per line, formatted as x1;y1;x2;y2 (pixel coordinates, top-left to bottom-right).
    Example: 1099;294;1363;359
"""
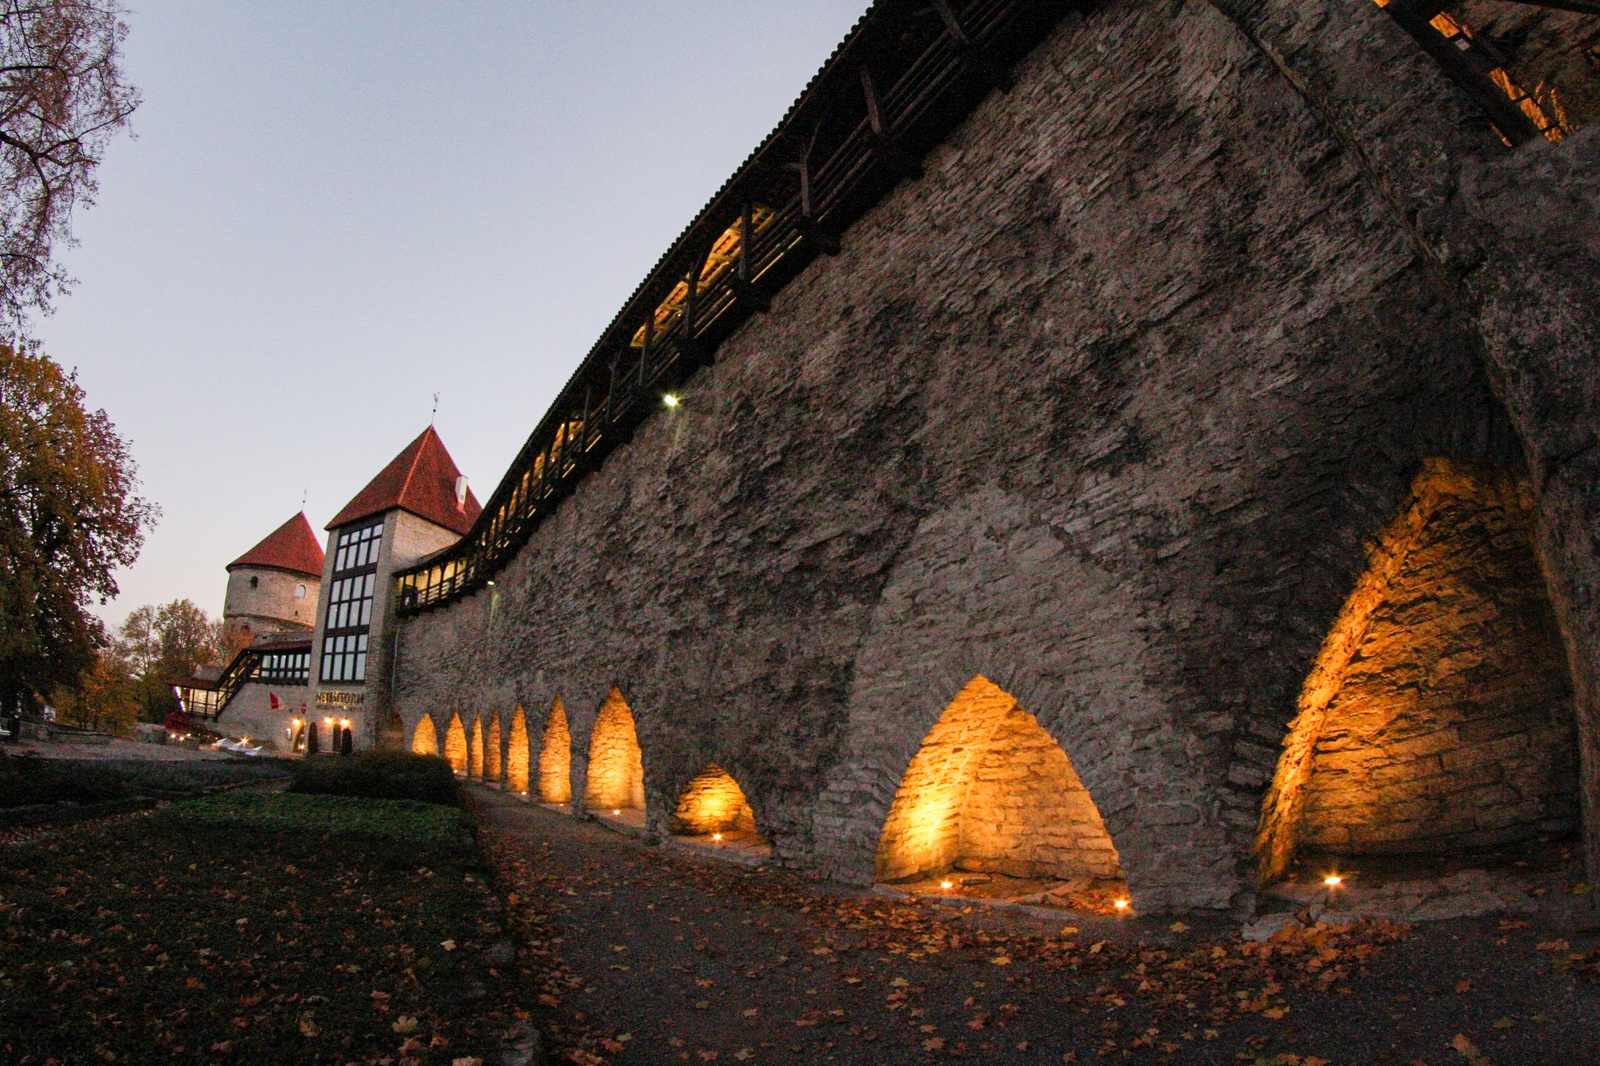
472;788;1600;1066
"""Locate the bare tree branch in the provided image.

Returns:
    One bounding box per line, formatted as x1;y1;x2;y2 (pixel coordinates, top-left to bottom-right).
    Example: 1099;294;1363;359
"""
0;0;138;327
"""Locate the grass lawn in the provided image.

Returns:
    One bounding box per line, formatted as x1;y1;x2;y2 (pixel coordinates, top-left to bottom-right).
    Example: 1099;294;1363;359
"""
0;790;537;1065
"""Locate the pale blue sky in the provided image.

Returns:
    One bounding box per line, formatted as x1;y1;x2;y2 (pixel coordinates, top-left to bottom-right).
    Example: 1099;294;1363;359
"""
37;1;866;627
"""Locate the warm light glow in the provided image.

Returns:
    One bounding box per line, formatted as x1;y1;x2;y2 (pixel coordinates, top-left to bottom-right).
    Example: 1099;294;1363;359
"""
291;718;301;727
537;699;570;803
1324;875;1343;887
875;676;1124;888
340;719;350;729
673;764;762;842
324;716;333;726
612;809;620;815
940;880;954;890
584;690;644;813
663;393;680;408
1114;899;1130;910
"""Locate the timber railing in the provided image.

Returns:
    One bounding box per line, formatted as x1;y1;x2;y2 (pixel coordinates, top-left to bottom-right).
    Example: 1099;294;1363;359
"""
395;0;1076;615
1377;0;1594;145
397;0;1589;616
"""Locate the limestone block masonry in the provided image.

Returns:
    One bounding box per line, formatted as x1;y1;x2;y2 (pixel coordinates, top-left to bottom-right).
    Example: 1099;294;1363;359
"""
222;567;317;646
391;2;1600;912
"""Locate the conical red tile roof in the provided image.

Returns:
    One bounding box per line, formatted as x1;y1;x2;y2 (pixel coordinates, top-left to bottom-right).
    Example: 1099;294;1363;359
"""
326;425;481;536
227;512;325;578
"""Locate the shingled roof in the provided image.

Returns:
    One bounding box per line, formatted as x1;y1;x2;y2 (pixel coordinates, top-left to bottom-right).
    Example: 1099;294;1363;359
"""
326;426;482;536
227;512;325;577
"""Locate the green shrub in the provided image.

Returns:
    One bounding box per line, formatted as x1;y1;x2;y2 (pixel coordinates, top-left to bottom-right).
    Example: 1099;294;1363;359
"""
169;790;471;848
289;750;458;806
0;751;129;808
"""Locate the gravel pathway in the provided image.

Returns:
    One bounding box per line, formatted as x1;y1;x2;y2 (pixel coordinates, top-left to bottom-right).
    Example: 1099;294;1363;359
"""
474;788;1600;1066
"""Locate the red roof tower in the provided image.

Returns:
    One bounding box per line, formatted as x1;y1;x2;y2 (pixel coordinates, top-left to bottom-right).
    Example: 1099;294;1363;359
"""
227;512;326;578
326;426;482;536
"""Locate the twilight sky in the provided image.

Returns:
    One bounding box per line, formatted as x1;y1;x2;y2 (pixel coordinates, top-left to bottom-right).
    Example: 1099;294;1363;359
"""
37;1;867;629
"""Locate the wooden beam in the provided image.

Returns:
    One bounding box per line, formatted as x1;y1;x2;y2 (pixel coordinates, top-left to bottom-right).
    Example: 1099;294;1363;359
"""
794;140;840;255
860;68;924;179
733;200;771;312
1383;2;1542;145
929;0;1014;90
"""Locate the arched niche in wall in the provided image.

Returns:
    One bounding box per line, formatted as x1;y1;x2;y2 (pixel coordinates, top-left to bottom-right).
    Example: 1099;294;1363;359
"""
876;676;1124;903
506;705;531;795
443;713;468;774
539;697;572;804
484;711;502;784
672;764;766;844
1256;459;1580;884
583;688;645;812
410;714;439;757
468;717;484;778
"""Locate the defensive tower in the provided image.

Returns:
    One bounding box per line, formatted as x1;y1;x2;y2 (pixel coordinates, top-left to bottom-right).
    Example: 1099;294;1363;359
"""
222;512;324;648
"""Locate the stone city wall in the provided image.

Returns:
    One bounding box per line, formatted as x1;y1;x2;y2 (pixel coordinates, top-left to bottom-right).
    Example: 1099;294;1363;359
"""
391;1;1600;911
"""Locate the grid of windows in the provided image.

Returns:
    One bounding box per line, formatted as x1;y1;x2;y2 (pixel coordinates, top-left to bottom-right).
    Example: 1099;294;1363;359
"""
177;685;223;718
258;649;311;685
326;571;376;631
322;633;369;683
321;519;383;684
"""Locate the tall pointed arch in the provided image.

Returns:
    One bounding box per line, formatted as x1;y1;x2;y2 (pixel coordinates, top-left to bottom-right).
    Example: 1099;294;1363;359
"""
410;714;439;756
506;705;531;795
1256;460;1579;882
673;764;765;843
443;713;468;773
584;689;645;811
468;717;484;778
483;710;503;784
539;697;572;804
876;676;1122;889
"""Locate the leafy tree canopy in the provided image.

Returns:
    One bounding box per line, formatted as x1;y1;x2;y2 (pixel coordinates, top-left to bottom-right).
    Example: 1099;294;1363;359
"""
112;598;224;720
0;341;155;715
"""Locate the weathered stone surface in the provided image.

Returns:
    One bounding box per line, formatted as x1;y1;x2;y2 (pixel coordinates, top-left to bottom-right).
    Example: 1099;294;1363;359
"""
391;2;1599;911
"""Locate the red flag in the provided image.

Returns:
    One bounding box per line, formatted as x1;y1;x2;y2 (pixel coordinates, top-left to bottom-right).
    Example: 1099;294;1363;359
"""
270;692;280;711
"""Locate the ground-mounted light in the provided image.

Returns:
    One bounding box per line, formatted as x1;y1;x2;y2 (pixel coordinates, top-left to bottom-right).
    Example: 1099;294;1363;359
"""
940;880;954;890
1114;898;1131;911
1324;874;1343;888
712;832;723;842
663;393;681;408
612;809;620;815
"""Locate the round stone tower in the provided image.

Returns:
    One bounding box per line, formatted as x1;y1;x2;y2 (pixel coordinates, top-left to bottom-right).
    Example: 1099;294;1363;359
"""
223;512;326;649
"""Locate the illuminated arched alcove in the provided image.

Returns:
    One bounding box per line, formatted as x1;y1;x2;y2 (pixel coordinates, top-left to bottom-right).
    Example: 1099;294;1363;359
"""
583;689;645;812
876;676;1122;895
1257;460;1579;883
443;714;468;773
506;705;531;795
539;697;572;804
673;764;766;843
468;717;484;778
410;715;439;756
484;711;502;783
